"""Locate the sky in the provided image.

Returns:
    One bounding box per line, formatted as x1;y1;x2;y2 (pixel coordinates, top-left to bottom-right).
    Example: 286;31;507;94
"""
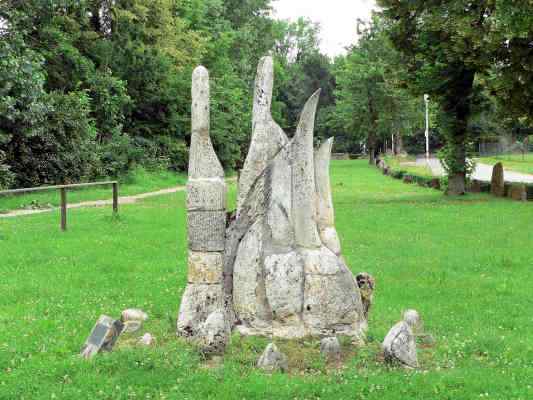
272;0;378;57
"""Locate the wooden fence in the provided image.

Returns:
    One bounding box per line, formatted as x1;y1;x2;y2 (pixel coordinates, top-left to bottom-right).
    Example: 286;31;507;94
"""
0;181;118;231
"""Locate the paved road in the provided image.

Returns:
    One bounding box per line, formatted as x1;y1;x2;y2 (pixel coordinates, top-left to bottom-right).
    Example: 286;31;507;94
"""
416;157;533;184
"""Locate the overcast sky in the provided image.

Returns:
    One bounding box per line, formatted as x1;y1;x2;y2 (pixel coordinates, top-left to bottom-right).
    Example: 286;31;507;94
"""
272;0;378;57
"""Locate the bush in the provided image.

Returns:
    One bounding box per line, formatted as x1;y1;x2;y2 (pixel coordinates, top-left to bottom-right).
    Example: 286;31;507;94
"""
6;91;99;186
97;131;143;178
0;150;15;189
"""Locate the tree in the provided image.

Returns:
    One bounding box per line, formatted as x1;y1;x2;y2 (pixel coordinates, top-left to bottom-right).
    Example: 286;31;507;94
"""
378;0;502;195
333;18;422;163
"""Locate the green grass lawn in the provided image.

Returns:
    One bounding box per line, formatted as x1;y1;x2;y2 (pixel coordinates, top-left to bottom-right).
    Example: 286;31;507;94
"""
384;155;435;178
478;153;533;175
1;160;532;399
0;168;187;214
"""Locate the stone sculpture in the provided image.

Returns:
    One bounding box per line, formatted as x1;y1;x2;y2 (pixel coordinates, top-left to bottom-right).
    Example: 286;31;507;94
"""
177;56;366;343
356;272;375;320
382;312;419;369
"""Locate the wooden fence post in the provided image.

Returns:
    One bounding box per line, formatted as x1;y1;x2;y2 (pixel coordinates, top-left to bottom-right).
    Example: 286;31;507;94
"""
60;188;67;231
112;182;118;214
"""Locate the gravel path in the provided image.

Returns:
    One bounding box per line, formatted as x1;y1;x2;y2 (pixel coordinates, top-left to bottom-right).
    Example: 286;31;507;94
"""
0;185;186;219
416;157;533;184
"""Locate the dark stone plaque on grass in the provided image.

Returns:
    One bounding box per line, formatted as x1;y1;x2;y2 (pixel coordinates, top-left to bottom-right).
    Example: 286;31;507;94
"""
80;315;123;359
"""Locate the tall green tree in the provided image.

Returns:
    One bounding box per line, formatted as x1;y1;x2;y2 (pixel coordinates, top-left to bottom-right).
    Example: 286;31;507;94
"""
333;18;422;163
376;1;533;194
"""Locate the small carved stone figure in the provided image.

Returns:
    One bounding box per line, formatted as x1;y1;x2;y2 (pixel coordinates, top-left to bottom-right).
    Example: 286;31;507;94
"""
356;272;375;320
257;343;288;373
382;311;419;369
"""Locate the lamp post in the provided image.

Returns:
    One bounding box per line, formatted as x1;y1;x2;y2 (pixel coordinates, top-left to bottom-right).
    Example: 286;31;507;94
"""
424;94;430;161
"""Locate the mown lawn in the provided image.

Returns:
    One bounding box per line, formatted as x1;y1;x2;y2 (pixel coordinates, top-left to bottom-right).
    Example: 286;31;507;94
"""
1;160;532;399
478;153;533;175
0;168;187;214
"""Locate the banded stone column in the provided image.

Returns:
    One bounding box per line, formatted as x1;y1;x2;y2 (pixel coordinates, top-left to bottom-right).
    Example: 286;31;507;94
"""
177;66;227;337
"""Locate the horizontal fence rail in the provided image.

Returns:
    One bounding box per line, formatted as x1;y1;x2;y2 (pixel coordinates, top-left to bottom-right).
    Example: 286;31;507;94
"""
0;181;118;231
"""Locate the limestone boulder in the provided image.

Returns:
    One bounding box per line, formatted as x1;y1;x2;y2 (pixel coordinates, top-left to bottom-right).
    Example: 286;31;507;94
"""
382;321;418;369
257;343;288;373
320;337;341;362
177;284;225;337
197;311;231;355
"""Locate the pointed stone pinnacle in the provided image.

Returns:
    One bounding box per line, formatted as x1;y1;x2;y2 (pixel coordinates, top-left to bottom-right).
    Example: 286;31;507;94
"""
237;56;288;213
292;89;322;249
314;137;341;255
252;56;274;123
189;66;224;180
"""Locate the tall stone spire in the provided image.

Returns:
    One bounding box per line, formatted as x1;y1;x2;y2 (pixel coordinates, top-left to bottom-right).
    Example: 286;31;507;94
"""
177;66;227;338
237;56;288;214
292;90;322;249
314;138;341;255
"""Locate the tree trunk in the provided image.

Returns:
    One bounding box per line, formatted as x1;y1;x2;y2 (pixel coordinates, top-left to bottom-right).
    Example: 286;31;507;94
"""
447;172;466;195
396;131;403;155
442;69;475;196
368;131;377;165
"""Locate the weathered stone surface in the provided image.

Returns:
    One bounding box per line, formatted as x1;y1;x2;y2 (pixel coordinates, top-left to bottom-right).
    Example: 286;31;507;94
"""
382;321;418;369
187;211;226;252
469;180;482;193
302;246;342;275
264;252;304;330
356;272;375;320
232;221;272;330
315;138;335;228
257;343;288;373
508;183;527;201
491;162;505;197
121;308;148;323
138;333;155;346
314;138;342;255
177;283;224;337
187;179;227;211
197;311;231;355
81;315;123;359
303;260;364;337
237;56;288;213
122;321;142;333
189;66;224;180
292;90;322;249
188;251;224;284
320;337;341;362
266;147;294;249
319;227;341;256
403;309;422;333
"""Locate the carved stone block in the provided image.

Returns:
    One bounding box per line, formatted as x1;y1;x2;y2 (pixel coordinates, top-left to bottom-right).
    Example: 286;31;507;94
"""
187;211;226;251
187;179;227;211
188;251;223;284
